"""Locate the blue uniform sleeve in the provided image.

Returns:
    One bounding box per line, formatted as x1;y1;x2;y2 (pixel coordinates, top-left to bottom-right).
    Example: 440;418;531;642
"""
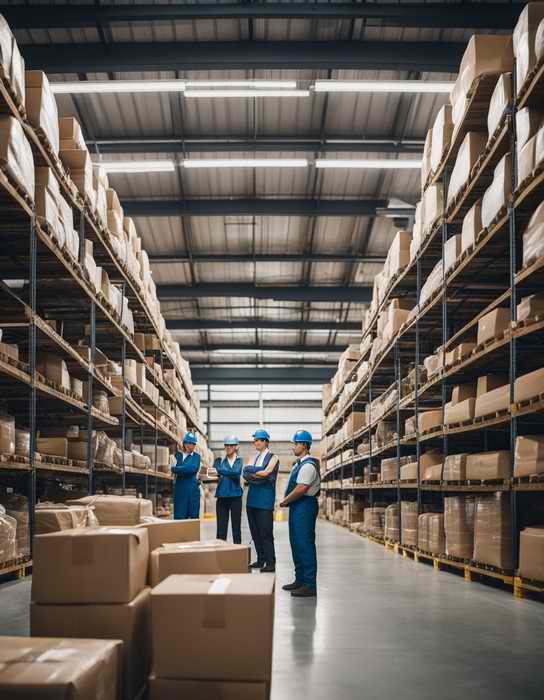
172;452;200;476
217;459;242;478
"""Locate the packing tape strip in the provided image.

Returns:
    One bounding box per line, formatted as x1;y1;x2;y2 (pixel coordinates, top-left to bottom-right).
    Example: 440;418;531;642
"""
202;577;231;629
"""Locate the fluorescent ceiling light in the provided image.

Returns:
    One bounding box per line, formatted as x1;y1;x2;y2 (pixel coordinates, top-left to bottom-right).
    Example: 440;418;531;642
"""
51;80;186;94
315;159;422;169
184;89;310;98
183;158;308;169
185;80;297;89
100;160;175;173
314;80;453;93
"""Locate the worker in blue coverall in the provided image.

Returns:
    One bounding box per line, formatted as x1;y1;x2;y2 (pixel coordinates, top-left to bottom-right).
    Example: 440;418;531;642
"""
280;429;321;598
172;431;201;520
243;428;279;573
215;434;243;544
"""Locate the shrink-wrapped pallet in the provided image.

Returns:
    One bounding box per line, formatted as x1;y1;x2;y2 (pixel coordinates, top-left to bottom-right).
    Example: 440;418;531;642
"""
514;435;544;477
522;201;544;267
473;493;513;569
447;132;487;205
15;429;29;457
519;527;544;581
487;73;512;139
384;503;400;542
444;234;461;274
481;152;512;229
431;104;453;173
443;453;469;480
0;15;25;105
444;398;476;425
0;494;28;555
513;3;544;94
419;259;443;306
444;495;475;559
518;133;537;184
0;413;15;454
466;451;511;480
0;505;16;563
422;183;443;233
401;501;418;547
517;107;544;150
418;513;431;552
428;513;445;555
25;70;59;154
0;115;34;200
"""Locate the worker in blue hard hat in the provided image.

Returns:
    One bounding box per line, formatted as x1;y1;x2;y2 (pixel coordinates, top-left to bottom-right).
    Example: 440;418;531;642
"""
171;431;201;520
215;435;243;544
279;429;321;597
242;428;279;572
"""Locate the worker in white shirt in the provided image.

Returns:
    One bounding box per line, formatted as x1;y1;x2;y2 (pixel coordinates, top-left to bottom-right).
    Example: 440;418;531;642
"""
280;429;321;597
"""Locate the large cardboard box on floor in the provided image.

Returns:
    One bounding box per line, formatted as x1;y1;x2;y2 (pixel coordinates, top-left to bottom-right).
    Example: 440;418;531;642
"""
0;636;122;699
65;494;153;525
152;574;274;682
149;675;269;700
136;518;200;551
32;527;148;604
519;527;544;581
30;587;151;700
150;540;250;586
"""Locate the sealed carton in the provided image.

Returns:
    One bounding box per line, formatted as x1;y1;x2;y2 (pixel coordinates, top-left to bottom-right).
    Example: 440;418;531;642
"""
387;230;411;277
25;70;59;154
59;116;87;150
136;518;200;552
32;527;148;604
481;152;512;228
61;148;93;202
522;200;544;266
461;200;482;253
37;353;71;391
31;587;151;700
0;115;35;201
519;527;544;581
422;183;443;232
452;383;477;405
443;453;469;481
444;398;476;425
423;463;443;480
444;495;475;558
487;73;512;139
474;383;509;418
150;540;250;586
0;637;122;700
148;676;268;700
66;494;153;526
517;293;544;321
513;3;544;93
152;574;274;682
447;132;487;205
514;435;544;477
473;493;513;569
418;409;443;433
431;104;453;173
515;367;544;403
37;437;68;458
477;374;508;396
400;461;417;480
477;307;511;345
453;340;476;361
466;451;511;480
35;504;90;534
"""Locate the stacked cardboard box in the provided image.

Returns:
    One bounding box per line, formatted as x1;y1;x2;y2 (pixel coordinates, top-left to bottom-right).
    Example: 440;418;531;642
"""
514;435;544;476
384;503;400;541
25;70;59;154
31;527;151;700
444;496;475;559
473;493;513;569
0;115;35;202
66;494;153;525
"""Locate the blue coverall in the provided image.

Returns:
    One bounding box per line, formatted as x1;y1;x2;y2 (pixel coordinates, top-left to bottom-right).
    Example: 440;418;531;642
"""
285;456;320;589
243;451;278;566
172;449;201;519
216;455;243;543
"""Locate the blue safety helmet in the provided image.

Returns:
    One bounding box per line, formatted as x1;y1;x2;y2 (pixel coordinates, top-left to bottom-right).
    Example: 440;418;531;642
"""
253;428;270;441
183;431;198;445
223;434;240;446
293;429;313;446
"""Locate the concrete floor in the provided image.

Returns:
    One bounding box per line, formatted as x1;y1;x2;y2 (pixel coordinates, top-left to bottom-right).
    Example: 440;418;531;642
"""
2;519;544;699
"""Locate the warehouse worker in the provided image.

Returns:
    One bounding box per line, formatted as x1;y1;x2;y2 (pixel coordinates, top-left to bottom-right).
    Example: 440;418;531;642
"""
280;430;320;598
172;431;201;520
215;435;243;544
243;428;279;573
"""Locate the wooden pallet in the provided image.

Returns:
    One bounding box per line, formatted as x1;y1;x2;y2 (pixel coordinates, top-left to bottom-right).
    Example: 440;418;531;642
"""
472;408;510;424
514;392;544;412
0;555;32;580
514;474;544;485
514;313;544;330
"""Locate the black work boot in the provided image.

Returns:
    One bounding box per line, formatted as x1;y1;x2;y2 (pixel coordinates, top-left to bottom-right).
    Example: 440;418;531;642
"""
260;563;276;573
250;561;265;569
282;581;303;591
291;585;317;598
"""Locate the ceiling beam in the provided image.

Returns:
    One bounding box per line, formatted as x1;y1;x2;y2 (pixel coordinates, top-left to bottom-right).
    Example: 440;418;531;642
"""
22;40;464;74
89;137;424;155
158;284;372;303
122;198;412;218
191;366;335;385
0;4;521;29
150;253;385;264
166;319;360;331
178;344;343;353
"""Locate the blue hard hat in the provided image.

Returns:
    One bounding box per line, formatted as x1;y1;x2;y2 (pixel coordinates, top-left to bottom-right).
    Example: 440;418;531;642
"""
253;428;270;441
223;434;239;446
293;429;313;445
183;431;198;445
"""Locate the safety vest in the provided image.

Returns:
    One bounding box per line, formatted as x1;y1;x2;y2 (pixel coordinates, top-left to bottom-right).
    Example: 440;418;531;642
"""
246;451;278;510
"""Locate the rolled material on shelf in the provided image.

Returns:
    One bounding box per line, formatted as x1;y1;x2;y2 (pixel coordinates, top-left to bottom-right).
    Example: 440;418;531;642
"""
473;493;513;569
487;73;512;139
515;435;544;477
444;496;475;559
401;501;418;547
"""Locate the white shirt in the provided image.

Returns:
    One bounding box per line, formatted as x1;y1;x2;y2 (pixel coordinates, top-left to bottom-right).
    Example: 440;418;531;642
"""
295;457;321;497
226;455;236;468
254;448;270;467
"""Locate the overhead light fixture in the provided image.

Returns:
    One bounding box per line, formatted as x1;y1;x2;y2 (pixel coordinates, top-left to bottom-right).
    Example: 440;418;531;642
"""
182;158;308;169
51;80;187;94
315;159;422;169
100;160;176;174
184;89;310;98
185;80;297;89
314;80;453;93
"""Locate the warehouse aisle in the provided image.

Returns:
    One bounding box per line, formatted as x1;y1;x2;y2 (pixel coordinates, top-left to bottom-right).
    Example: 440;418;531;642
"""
1;519;544;699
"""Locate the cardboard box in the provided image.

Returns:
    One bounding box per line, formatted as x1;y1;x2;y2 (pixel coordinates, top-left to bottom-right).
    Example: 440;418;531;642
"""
444;234;462;274
515;367;544;404
517;293;544;322
150;541;250;586
0;115;35;202
447;132;487;205
421;127;433;187
519;527;544;581
136;518;200;552
444;495;475;559
481;152;512;228
477;374;508;396
428;513;445;555
37;353;70;391
422;183;443;232
444;398;476;425
387;230;411;277
477;307;511;345
522;200;544;266
30;587;151;700
475;383;509;418
0;414;15;454
0;341;19;362
488;73;512;138
423;463;443;481
518;133;537;184
513;3;544;93
25;70;60;154
59;116;86;150
32;527;148;604
0;16;25;105
400;462;417;480
60;148;93;201
66;494;153;526
149;676;268;700
466;451;511;480
514;435;544;477
461;199;482;253
417;409;443;433
152;574;274;682
431;104;453;173
473;493;513;569
37;437;68;458
35;505;90;534
0;637;122;700
67;441;89;462
443;453;468;481
452;383;477;405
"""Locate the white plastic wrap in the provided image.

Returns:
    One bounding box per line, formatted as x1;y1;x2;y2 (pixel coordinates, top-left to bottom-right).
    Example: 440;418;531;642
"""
461;200;482;253
536;17;544;62
517;107;544;151
422;183;443;233
421;127;433;189
522;201;544;267
518;134;536;185
447;132;487;205
487;73;512;140
513;3;544;94
481;152;512;229
0;115;35;201
25;70;59;154
419;259;443;307
444;234;461;274
0;505;16;563
0;15;25;105
431;104;453;173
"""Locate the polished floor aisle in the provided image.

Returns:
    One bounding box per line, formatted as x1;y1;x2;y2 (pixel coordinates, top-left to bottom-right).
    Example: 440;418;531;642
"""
1;519;544;699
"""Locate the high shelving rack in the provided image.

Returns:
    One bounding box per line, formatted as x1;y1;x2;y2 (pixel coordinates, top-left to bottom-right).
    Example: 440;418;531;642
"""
321;63;544;595
0;72;205;577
